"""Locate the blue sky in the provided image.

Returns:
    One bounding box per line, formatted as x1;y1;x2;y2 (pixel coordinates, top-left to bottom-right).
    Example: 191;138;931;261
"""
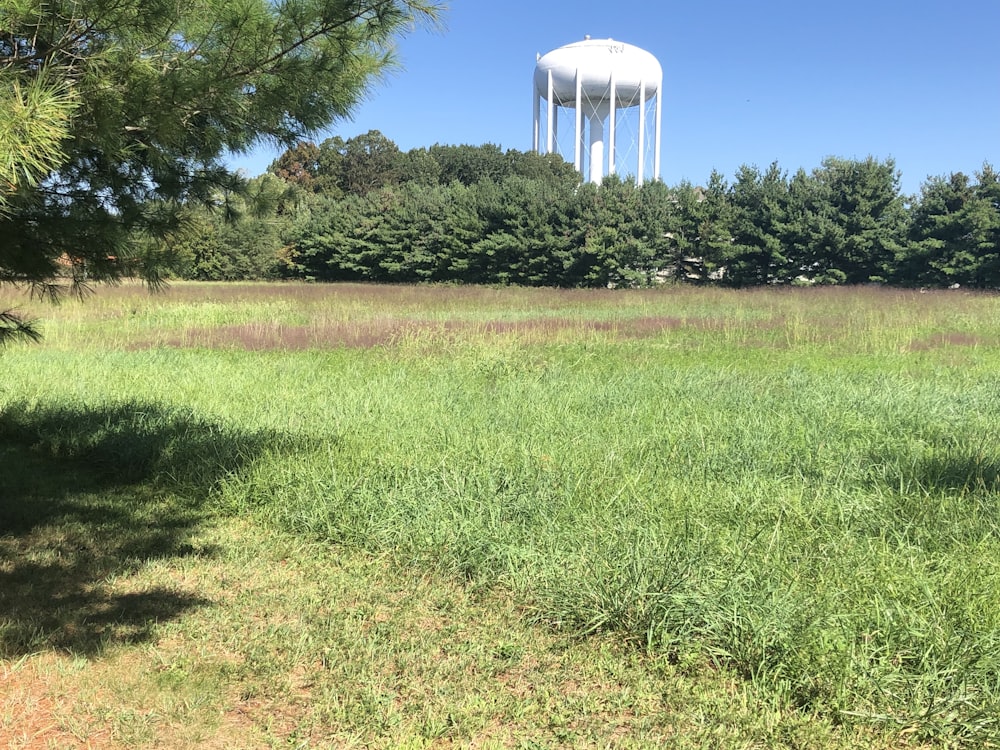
228;0;999;196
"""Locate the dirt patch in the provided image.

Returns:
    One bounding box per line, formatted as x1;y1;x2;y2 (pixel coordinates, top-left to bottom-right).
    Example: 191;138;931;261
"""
0;658;112;749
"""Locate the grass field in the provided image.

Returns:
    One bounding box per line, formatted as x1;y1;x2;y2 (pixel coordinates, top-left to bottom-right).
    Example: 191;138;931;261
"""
3;281;1000;748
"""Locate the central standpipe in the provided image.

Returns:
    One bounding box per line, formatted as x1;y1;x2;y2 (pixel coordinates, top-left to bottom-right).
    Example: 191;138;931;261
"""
586;100;609;184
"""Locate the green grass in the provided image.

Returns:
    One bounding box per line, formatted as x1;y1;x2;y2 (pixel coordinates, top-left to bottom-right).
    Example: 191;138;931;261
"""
3;281;1000;747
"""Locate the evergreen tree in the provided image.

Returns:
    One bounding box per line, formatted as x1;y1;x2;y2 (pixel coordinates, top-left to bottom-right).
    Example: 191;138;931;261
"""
720;163;792;286
472;176;580;286
902;166;1000;287
800;157;908;284
694;171;738;283
660;181;711;282
573;175;663;288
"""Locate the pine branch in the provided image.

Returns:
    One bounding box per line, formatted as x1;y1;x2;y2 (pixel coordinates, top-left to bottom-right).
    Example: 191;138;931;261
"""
0;308;42;345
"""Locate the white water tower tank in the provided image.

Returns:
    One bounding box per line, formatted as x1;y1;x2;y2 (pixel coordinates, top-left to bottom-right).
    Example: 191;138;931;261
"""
533;37;662;184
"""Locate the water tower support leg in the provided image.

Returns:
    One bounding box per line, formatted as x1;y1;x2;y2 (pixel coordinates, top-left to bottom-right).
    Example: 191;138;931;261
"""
637;80;646;185
608;74;617;176
654;90;662;180
546;71;555;154
574;71;583;174
533;88;540;153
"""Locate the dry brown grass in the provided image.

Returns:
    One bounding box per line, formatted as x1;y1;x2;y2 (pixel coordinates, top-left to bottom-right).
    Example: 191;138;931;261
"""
9;280;1000;356
139;315;737;351
906;331;993;351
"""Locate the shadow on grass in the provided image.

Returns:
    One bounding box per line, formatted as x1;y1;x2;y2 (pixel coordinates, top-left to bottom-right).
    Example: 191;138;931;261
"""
863;444;1000;553
0;400;293;657
909;451;1000;495
873;445;1000;497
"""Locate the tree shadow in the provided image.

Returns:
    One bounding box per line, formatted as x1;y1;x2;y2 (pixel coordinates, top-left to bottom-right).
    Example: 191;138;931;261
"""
875;446;1000;497
861;444;1000;551
913;452;1000;496
0;400;295;657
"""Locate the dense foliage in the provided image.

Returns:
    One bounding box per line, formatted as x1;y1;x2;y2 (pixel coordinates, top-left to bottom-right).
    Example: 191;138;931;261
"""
215;133;998;289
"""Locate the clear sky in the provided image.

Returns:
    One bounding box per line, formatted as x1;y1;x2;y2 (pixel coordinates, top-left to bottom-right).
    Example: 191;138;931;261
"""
227;0;999;196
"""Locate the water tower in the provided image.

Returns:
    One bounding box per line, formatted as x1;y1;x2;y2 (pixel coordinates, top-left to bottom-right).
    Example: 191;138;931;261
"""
533;37;662;185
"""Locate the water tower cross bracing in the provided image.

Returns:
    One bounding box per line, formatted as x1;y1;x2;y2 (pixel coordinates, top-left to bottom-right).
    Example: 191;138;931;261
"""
533;37;662;185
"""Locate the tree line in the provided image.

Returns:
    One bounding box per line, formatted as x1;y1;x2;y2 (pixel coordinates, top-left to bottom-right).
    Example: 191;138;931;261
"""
171;131;1000;289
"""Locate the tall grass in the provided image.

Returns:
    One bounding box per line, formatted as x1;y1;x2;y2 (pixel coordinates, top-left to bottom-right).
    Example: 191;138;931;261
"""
4;282;1000;745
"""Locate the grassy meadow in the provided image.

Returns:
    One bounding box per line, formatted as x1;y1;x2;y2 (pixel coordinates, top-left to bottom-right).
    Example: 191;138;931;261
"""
3;281;1000;748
